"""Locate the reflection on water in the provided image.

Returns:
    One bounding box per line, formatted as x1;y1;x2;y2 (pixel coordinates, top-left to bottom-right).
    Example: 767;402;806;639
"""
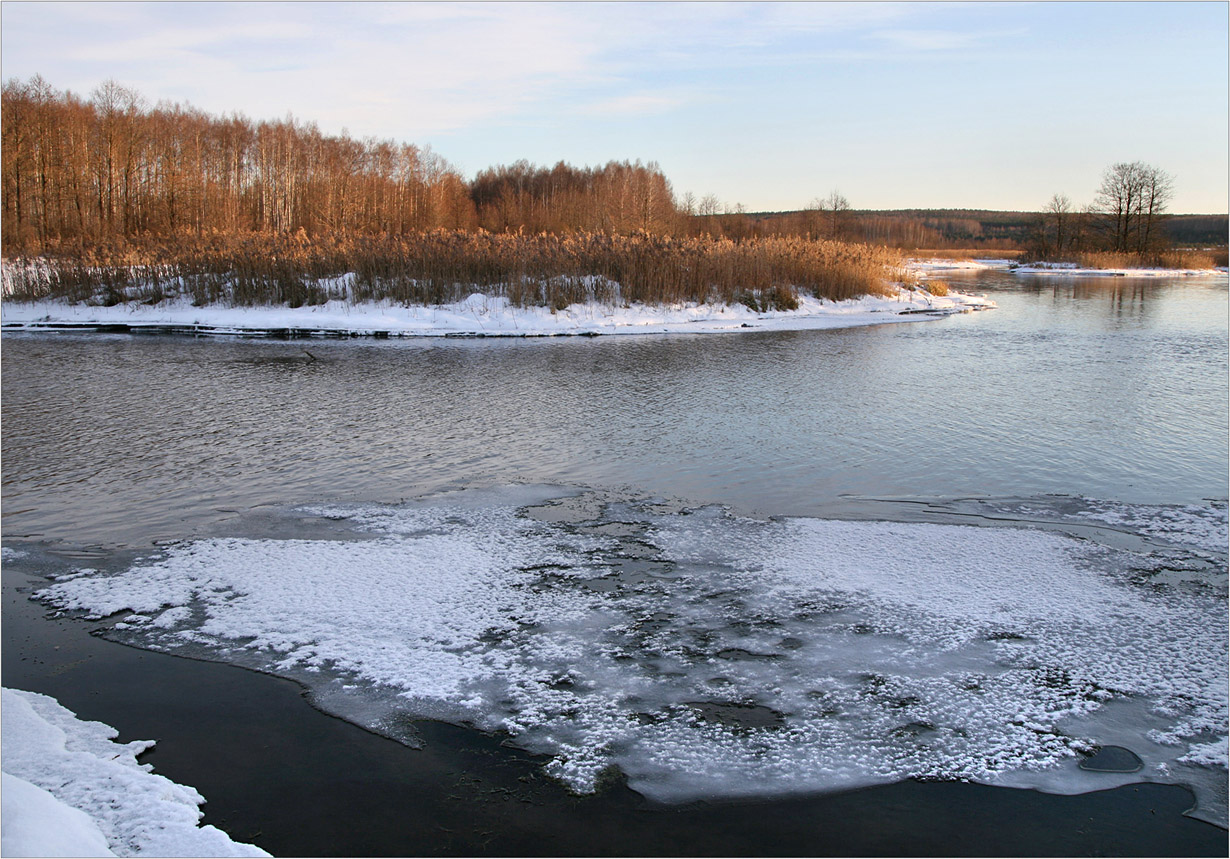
1;271;1226;547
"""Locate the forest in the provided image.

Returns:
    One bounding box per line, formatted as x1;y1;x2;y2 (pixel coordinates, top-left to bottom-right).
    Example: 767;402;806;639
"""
2;76;1224;309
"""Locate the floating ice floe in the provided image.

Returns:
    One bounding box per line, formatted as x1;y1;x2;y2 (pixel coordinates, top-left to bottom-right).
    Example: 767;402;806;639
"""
1;687;269;858
31;487;1229;826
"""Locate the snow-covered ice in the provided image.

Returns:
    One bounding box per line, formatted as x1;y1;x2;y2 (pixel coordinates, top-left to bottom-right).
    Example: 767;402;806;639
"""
0;286;994;338
31;487;1229;825
1;687;269;858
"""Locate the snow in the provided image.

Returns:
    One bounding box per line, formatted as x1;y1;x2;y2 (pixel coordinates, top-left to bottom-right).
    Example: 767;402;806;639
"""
0;287;994;337
906;258;1016;272
1009;262;1224;277
1;687;269;858
2;773;115;858
31;487;1229;824
904;258;1226;278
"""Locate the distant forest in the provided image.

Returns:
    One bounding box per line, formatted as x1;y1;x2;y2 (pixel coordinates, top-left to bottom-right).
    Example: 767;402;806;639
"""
2;76;1225;263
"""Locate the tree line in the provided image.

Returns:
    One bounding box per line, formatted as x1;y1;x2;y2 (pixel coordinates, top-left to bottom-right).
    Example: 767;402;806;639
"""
3;76;1215;269
1;76;691;253
0;75;979;255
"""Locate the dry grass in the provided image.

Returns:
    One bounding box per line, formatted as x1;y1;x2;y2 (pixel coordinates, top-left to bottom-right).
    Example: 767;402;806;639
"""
912;248;1026;261
1033;249;1225;270
923;280;950;296
1;231;904;310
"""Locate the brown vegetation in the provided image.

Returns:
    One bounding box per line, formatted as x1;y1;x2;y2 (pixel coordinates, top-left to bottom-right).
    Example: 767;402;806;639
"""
6;75;1214;317
2;231;903;311
911;249;1027;261
0;76;910;310
1058;249;1223;271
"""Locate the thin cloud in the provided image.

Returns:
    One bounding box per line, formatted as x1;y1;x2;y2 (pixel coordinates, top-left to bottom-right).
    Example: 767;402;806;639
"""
869;27;1025;53
579;93;685;117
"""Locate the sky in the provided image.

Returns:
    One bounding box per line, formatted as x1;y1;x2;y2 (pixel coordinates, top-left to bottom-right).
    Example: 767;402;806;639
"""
2;1;1226;213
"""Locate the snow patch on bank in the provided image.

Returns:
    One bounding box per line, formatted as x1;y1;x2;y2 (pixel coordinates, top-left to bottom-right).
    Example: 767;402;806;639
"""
0;287;993;337
904;258;1225;278
1010;262;1224;278
32;488;1229;824
1;687;269;858
907;258;1016;273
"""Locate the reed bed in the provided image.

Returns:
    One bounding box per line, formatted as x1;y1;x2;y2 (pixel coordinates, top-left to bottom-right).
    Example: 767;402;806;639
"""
2;231;903;310
1029;249;1225;270
912;248;1026;261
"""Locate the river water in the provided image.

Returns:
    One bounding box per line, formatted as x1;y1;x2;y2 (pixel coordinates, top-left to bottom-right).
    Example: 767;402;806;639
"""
3;270;1226;546
2;268;1228;851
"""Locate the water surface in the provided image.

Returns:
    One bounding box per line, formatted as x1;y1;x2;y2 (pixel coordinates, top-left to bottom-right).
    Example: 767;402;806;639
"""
2;270;1227;841
3;270;1226;547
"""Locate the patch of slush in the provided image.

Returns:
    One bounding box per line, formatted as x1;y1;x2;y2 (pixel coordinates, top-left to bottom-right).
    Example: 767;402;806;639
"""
34;487;1228;825
1070;498;1228;555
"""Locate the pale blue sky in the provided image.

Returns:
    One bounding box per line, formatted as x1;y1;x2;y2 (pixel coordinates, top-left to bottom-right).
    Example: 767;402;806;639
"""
3;1;1226;212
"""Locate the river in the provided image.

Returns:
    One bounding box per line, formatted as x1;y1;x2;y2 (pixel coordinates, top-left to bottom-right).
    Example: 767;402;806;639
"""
2;268;1227;855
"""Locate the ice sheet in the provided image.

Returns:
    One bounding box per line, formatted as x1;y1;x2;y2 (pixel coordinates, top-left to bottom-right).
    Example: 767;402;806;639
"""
33;488;1229;824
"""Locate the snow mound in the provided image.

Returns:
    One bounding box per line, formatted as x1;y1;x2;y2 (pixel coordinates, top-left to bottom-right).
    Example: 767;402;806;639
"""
0;287;993;337
2;772;115;858
1;688;269;858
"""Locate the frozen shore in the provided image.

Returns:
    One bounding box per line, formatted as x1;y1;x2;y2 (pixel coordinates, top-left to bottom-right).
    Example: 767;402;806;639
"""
1;686;268;858
0;287;993;338
907;257;1228;278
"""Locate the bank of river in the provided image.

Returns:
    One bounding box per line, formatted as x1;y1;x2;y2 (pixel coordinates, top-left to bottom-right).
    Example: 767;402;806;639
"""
2;269;1227;855
0;284;994;338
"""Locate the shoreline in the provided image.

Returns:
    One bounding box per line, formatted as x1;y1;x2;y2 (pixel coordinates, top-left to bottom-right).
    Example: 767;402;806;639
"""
907;257;1228;278
0;287;994;339
3;556;1226;857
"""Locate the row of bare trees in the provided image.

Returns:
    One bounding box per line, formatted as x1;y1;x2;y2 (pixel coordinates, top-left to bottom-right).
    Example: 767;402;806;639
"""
5;76;893;258
470;159;681;235
1;76;484;252
3;77;706;253
1029;162;1175;261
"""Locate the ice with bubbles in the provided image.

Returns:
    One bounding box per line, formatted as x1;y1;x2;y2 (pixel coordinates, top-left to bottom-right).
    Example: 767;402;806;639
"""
34;486;1229;825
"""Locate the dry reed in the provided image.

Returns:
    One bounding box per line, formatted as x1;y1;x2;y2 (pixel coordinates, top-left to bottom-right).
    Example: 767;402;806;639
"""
1031;249;1224;271
2;231;903;310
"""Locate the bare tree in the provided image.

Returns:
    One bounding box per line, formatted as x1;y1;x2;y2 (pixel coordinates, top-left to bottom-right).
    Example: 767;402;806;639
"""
1029;192;1074;259
811;190;852;239
1094;161;1173;255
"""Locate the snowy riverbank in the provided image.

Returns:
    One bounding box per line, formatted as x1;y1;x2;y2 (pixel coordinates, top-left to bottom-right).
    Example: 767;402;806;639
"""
0;287;993;338
907;257;1228;278
1;687;268;858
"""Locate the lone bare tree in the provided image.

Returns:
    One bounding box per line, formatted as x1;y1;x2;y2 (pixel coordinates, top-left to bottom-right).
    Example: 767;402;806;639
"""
806;190;852;239
1029;192;1074;259
1094;161;1173;256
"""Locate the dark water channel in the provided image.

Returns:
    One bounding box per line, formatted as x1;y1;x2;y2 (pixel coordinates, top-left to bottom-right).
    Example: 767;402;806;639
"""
2;269;1227;856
